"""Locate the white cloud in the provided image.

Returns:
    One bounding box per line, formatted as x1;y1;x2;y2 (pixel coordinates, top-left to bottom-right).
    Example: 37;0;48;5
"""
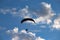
21;5;29;13
7;27;18;34
21;30;27;33
7;27;45;40
19;5;34;18
13;27;18;33
36;37;45;40
12;36;19;40
46;19;52;24
52;16;60;30
41;2;51;9
10;8;17;15
34;2;55;24
0;9;10;14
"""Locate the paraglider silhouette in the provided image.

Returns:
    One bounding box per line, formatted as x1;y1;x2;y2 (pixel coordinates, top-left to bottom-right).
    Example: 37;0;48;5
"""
21;18;35;32
21;18;35;23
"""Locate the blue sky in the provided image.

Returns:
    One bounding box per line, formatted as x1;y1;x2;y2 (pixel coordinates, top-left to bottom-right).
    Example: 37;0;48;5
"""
0;0;60;40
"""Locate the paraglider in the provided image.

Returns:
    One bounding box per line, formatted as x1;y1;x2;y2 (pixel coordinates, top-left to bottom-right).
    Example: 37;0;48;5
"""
21;18;35;23
21;18;35;32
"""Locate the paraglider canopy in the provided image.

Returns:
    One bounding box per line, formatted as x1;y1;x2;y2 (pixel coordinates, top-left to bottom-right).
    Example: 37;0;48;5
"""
21;18;35;23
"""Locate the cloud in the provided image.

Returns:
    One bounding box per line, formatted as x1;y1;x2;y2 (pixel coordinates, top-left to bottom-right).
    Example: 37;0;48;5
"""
0;9;11;14
0;5;33;18
46;19;52;24
36;37;45;40
52;16;60;30
34;2;55;24
0;8;17;15
7;27;18;34
18;5;33;18
7;27;45;40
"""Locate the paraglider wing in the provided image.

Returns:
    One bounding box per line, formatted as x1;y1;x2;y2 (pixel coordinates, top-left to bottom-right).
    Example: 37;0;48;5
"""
21;18;35;23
